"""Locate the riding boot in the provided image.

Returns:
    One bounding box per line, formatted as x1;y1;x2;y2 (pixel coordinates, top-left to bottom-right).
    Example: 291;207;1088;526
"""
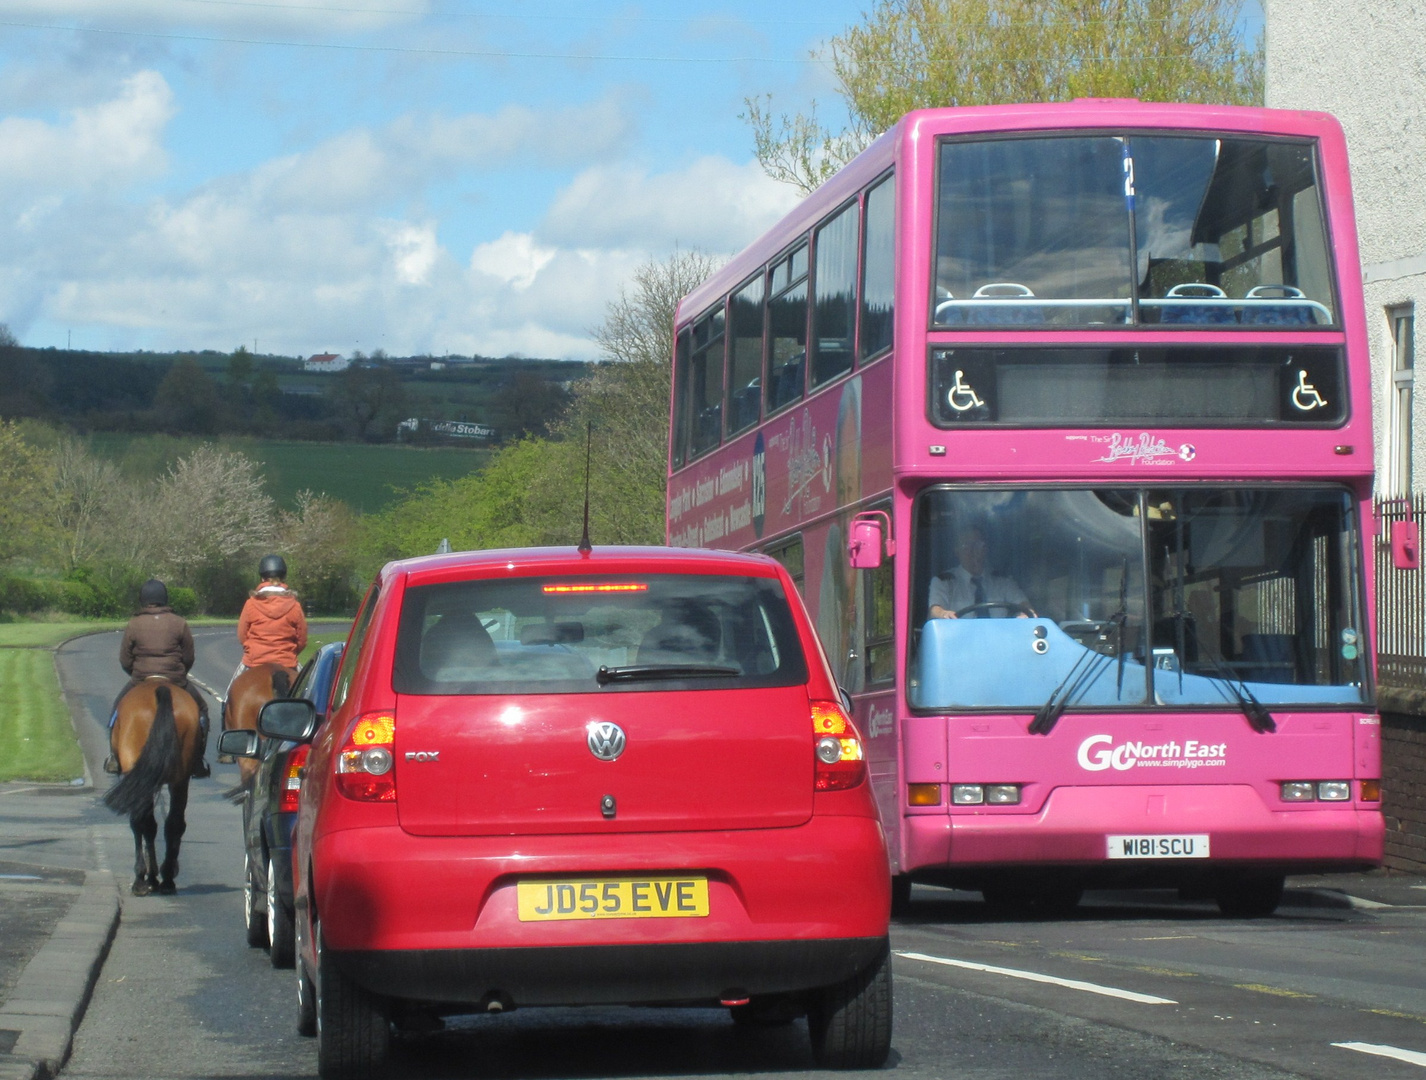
190;709;211;779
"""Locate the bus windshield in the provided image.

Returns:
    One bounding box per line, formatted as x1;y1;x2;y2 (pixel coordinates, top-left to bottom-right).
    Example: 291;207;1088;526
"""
911;487;1367;710
933;135;1335;328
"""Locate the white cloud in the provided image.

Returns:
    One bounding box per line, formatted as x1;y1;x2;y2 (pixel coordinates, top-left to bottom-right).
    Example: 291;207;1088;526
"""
0;70;172;192
387;221;439;286
470;232;556;291
542;156;800;251
0;0;425;34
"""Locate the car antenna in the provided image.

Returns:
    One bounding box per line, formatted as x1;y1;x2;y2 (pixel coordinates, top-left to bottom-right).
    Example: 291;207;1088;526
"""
577;422;593;555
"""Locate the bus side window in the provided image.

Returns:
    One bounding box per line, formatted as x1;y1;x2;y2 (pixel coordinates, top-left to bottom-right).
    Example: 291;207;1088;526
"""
767;245;808;413
812;201;858;388
860;174;895;361
672;326;693;468
688;306;725;458
727;276;765;436
764;535;805;598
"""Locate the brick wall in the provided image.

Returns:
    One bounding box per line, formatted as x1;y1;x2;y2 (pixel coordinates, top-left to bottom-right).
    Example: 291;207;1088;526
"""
1383;712;1426;872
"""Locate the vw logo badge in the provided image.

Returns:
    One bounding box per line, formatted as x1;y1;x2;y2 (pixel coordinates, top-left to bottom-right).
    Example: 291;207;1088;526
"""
586;721;626;762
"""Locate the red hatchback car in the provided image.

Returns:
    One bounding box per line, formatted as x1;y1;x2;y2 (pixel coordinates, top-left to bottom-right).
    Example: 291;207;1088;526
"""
263;546;892;1079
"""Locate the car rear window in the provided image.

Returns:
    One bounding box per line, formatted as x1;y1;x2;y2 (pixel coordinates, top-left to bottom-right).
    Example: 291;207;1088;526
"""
392;573;809;695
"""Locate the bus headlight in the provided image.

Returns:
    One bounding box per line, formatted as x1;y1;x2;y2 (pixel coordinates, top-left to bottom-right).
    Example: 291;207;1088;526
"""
951;784;984;805
1280;781;1316;801
1316;781;1351;801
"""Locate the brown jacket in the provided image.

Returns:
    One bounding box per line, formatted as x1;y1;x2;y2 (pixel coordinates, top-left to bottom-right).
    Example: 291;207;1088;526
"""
119;605;195;681
238;585;308;668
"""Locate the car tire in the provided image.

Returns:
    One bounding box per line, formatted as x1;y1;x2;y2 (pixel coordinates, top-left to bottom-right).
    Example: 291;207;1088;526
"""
316;922;390;1080
244;854;269;948
1214;872;1284;919
807;941;892;1069
297;957;318;1037
268;855;296;968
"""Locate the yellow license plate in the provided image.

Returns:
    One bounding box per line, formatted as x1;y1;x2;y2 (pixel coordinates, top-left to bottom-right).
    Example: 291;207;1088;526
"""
516;877;710;921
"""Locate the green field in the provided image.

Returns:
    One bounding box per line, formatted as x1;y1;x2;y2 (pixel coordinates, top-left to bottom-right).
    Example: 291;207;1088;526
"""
88;434;491;513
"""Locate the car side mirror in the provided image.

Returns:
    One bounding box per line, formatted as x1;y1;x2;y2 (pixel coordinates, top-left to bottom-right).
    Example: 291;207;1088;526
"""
258;698;319;742
1392;520;1420;570
848;511;895;570
216;728;260;759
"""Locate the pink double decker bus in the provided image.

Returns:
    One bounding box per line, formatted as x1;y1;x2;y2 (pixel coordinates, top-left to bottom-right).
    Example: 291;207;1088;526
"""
667;101;1383;918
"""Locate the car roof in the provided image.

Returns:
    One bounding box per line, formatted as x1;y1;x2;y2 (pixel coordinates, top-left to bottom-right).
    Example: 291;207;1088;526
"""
390;546;785;588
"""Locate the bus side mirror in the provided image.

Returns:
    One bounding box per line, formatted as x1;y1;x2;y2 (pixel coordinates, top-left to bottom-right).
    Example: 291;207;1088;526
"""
849;512;895;569
1392;520;1420;570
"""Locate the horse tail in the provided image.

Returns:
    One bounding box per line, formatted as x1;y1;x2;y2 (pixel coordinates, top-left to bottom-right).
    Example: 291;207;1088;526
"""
272;668;292;699
104;686;180;817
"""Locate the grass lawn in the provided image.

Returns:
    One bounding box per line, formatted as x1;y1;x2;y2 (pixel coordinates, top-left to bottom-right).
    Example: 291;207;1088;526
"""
0;648;85;783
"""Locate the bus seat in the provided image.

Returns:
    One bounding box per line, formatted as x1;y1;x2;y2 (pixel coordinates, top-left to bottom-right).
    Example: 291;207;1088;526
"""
1239;285;1315;325
1158;283;1237;325
771;354;804;409
729;384;760;432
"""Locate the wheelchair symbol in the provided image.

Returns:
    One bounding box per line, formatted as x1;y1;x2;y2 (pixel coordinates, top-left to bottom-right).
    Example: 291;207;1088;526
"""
948;370;985;413
1291;369;1327;412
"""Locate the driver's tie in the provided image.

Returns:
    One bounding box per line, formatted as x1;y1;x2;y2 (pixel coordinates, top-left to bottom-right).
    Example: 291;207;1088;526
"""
972;577;985;605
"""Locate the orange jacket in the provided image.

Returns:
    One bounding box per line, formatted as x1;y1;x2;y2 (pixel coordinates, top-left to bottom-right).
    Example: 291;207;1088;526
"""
237;585;308;669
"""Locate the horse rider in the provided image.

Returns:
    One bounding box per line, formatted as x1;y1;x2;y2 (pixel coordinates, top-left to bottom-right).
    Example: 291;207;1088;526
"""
232;554;309;687
104;578;211;778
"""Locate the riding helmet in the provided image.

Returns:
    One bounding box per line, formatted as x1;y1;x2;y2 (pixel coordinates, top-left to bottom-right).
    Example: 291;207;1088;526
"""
258;554;287;579
139;579;169;607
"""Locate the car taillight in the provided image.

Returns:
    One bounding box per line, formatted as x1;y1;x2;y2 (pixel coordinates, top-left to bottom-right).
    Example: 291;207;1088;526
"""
278;744;311;814
336;711;397;802
811;700;866;791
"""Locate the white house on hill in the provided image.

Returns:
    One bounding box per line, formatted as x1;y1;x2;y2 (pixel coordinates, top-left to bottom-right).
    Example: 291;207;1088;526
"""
303;353;350;373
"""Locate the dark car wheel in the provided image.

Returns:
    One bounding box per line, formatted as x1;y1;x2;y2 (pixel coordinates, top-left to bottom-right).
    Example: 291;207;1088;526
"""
244;854;268;948
1214;872;1285;919
316;922;391;1080
268;855;296;968
807;942;892;1069
297;957;317;1037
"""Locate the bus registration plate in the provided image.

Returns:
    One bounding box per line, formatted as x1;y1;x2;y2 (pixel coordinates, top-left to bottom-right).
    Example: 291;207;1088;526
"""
517;877;710;921
1106;834;1210;859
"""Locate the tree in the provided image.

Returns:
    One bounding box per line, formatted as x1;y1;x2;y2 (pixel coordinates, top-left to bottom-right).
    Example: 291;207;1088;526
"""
493;370;573;442
48;437;131;570
0;421;57;565
333;363;408;441
277;490;361;614
154;357;221;434
747;0;1264;193
227;345;254;386
0;323;17;348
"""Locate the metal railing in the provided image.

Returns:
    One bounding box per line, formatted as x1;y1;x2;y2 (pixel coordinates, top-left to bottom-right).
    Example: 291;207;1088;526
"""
1375;494;1426;692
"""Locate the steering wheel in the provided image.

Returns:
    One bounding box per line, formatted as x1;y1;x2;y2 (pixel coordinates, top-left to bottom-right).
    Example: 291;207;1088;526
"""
953;601;1037;619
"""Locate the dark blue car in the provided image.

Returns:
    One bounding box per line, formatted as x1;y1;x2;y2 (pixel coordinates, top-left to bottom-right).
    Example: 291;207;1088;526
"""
225;641;344;967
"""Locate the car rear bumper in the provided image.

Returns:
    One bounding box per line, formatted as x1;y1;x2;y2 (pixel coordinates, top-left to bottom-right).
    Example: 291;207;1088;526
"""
311;815;889;958
330;936;888;1007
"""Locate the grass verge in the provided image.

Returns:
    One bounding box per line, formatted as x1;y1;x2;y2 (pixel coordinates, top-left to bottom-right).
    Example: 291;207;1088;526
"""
0;648;86;782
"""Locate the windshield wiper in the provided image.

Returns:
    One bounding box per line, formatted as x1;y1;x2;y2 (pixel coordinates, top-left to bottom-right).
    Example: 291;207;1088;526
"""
596;664;741;685
1197;652;1276;734
1028;648;1112;736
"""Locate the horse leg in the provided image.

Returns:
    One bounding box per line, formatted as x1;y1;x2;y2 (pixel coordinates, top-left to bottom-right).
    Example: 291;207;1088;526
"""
157;781;189;894
131;801;159;896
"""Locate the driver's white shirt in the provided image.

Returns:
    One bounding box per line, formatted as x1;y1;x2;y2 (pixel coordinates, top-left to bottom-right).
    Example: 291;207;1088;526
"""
929;565;1028;615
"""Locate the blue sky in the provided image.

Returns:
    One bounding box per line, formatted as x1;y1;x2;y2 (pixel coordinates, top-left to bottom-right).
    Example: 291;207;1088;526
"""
0;1;1263;361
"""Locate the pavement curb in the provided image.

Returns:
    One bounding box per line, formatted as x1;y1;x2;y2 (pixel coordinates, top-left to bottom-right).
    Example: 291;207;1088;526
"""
0;868;119;1080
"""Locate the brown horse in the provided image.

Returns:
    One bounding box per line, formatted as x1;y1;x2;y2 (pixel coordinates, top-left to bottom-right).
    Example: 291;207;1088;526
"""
103;678;203;896
223;664;295;790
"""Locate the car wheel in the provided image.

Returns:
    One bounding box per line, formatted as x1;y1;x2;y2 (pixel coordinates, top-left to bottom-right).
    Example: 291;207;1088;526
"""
267;855;296;968
297;956;317;1037
1214;872;1284;919
807;941;892;1069
316;922;390;1080
244;854;269;948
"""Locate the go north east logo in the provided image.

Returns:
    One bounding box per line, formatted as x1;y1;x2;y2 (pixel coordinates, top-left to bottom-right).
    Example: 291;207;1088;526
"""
1077;734;1227;772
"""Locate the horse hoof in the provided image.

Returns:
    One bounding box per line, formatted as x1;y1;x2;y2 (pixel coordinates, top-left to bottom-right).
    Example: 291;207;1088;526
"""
132;882;152;897
157;880;177;895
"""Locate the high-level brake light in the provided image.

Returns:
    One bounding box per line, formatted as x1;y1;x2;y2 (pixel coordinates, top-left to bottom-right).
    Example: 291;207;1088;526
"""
543;583;649;594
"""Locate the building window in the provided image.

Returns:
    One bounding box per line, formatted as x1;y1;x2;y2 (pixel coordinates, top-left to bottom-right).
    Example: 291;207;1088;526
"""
1387;305;1415;493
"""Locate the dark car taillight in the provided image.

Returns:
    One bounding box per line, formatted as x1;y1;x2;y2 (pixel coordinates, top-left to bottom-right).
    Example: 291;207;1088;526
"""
811;700;866;791
336;711;396;802
278;744;311;814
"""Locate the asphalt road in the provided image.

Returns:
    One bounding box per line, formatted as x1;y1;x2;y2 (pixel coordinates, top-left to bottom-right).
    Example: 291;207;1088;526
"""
55;628;1426;1080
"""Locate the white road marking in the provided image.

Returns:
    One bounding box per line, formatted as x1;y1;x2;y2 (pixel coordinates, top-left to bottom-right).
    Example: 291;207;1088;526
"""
897;951;1177;1005
1333;1042;1426;1067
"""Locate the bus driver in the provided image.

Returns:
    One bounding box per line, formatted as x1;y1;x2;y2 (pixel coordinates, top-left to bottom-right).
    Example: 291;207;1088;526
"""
928;523;1032;619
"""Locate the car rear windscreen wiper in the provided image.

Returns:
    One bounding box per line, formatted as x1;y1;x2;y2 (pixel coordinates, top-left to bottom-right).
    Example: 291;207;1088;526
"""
596;664;741;685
